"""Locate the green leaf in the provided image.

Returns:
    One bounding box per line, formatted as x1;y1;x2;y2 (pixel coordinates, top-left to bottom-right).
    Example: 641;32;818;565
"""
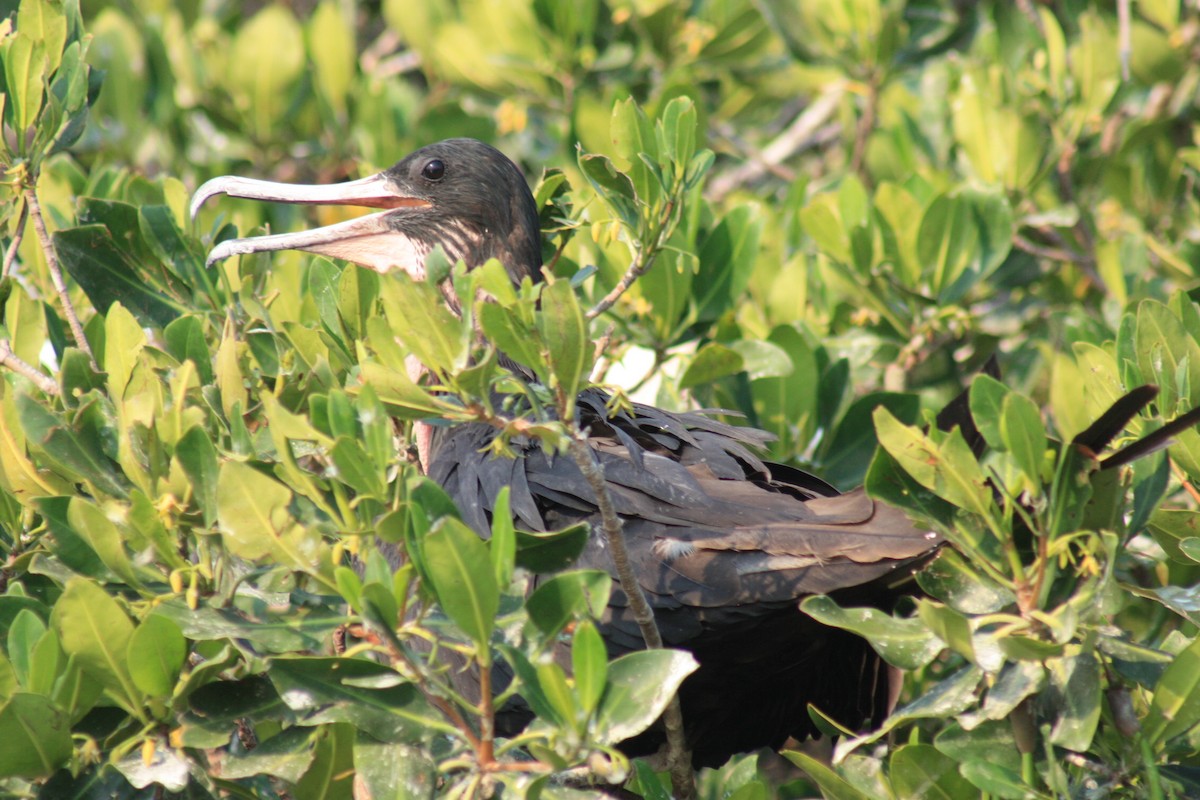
19;0;67;69
175;424;219;528
352;739;436;800
525;569;611;637
571;619;607;715
679;342;743;389
126;615;186;698
1145;634;1200;745
221;726;315;782
422;517;499;652
821;391;919;489
916;600;977;665
4;34;46;143
53;226;186;328
164;315;214;385
6;609;45;688
231;5;305;141
66;497;140;588
959;761;1047;800
332;436;386;501
578;153;638;228
889;743;976;800
139;205;210;295
16;394;128;498
917;549;1014;613
489;486;515;588
781;751;872;800
802;595;942;670
538;277;590;409
0;694;71;778
268;656;449;741
514;523;588;573
694;205;762;321
51;578;141;713
593;649;697;745
308;1;356;116
216;461;297;561
379;274;468;376
1045;650;1101;751
873;407;992;519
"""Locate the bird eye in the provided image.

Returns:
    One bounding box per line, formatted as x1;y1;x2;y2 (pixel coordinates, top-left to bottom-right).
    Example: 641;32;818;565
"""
422;159;445;181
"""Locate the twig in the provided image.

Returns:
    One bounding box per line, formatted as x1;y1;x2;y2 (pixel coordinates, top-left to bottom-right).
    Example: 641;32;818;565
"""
707;86;844;201
1013;232;1093;266
2;199;28;278
24;187;98;370
1117;0;1132;81
589;324;616;382
586;200;675;321
478;651;495;766
0;340;59;395
566;432;695;799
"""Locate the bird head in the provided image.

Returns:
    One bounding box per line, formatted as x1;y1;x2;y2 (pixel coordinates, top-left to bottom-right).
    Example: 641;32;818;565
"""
191;138;543;284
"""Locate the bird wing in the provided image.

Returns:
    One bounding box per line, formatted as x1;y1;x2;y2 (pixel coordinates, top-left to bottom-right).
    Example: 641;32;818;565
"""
426;388;940;627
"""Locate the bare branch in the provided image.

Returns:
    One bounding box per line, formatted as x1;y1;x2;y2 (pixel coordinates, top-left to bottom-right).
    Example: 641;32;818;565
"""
24;187;98;371
2;199;29;278
0;340;59;395
566;432;695;799
707;86;844;201
586;199;675;321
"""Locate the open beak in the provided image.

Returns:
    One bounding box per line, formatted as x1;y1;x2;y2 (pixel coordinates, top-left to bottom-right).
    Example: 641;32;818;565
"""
190;173;430;273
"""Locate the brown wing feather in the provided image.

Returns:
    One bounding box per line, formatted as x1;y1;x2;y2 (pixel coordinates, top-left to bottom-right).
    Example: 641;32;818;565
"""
425;388;938;767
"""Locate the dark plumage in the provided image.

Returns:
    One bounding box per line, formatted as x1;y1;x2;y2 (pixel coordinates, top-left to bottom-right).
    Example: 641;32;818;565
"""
193;139;943;768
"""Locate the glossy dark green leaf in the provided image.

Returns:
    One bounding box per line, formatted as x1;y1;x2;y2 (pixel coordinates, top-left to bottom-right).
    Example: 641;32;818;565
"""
16;394;128;498
917;549;1014;614
422;517;499;651
514;523;588;573
53;226;185;328
163;315;213;385
268;656;449;740
822;391;919;489
593;649;697;745
525;569;611;637
801;595;942;670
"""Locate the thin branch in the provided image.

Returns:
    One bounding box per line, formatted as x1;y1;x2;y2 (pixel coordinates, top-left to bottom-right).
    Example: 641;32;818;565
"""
478;651;495;766
24;187;98;370
2;199;29;278
566;432;695;799
1117;0;1132;81
0;340;58;395
586;204;674;321
1013;232;1093;266
707;86;844;201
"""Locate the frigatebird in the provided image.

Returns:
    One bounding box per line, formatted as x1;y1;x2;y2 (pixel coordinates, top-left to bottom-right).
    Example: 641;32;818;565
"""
188;139;960;767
